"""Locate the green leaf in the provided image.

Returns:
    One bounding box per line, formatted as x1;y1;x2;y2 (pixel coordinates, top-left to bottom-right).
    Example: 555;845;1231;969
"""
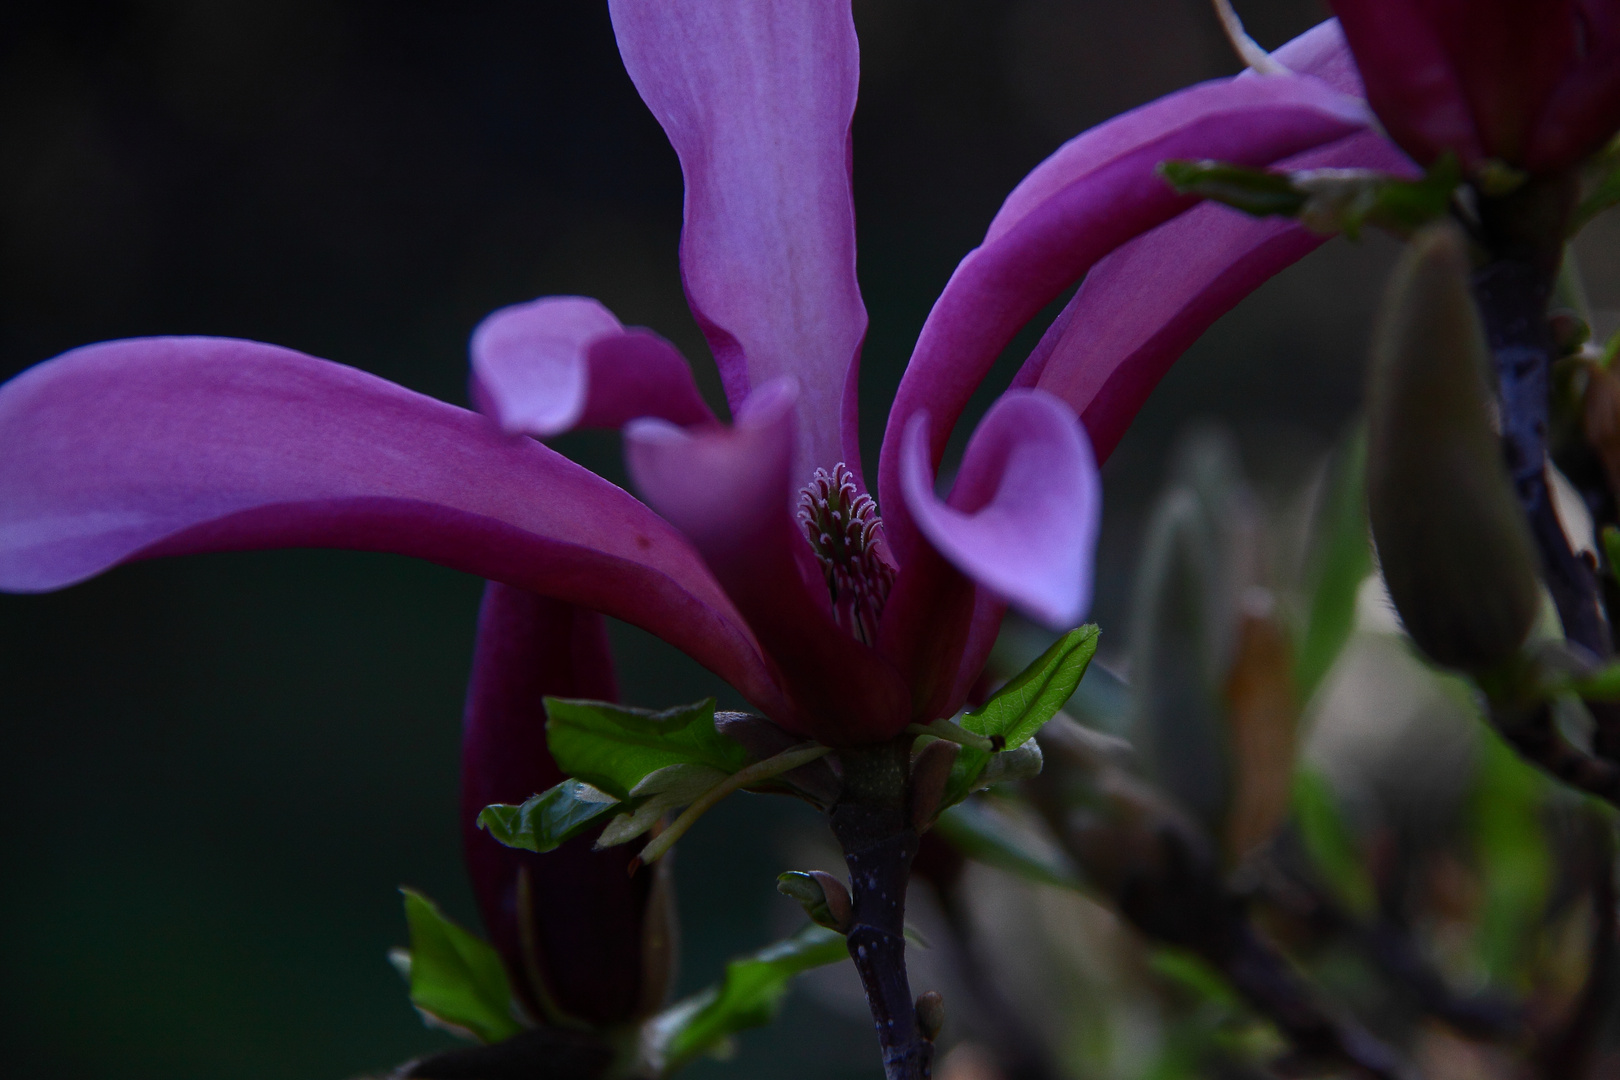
477;779;621;854
596;763;729;848
644;924;848;1075
933;799;1083;890
1159;156;1458;240
1605;526;1620;586
1469;728;1553;985
545;697;748;800
1572;140;1620;235
941;625;1099;808
1294;427;1370;702
1572;661;1620;701
1148;947;1241;1010
1158;159;1308;217
1290;769;1376;918
964;625;1100;746
395;888;525;1044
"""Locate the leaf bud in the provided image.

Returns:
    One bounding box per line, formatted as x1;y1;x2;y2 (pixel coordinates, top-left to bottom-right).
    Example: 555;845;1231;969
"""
909;738;961;830
914;990;946;1043
1366;223;1540;671
980;738;1044;787
776;869;853;933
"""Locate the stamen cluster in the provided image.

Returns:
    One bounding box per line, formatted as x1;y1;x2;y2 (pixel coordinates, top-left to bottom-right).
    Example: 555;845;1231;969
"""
796;463;895;646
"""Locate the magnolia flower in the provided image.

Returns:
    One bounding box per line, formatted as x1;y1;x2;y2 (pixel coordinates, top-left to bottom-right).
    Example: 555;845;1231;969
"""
1330;0;1620;173
0;3;1375;752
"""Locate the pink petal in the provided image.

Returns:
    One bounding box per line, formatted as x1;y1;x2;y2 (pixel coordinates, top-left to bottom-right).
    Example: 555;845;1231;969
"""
609;0;867;484
1009;20;1415;462
897;391;1100;631
469;295;714;437
878;69;1370;562
1017;128;1415;463
460;583;656;1027
625;380;910;745
0;336;784;716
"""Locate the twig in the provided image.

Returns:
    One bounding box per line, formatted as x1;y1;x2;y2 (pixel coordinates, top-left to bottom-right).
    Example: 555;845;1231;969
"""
830;741;934;1080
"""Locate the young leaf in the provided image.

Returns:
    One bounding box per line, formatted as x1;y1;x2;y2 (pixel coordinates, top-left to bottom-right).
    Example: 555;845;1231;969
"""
933;799;1083;890
1571;140;1620;236
395;888;525;1044
595;763;729;848
964;625;1100;747
1294;428;1370;703
939;625;1100;809
1159;156;1458;239
545;697;749;800
476;779;621;854
1290;770;1376;919
643;924;848;1075
1148;947;1241;1010
1469;729;1553;985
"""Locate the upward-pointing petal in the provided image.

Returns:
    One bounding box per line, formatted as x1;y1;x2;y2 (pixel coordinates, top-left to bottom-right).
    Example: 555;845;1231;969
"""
609;0;867;484
0;336;785;717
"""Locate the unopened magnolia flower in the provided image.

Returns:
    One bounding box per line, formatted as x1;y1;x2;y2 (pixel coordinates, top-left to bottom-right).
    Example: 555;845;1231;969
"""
1330;0;1620;174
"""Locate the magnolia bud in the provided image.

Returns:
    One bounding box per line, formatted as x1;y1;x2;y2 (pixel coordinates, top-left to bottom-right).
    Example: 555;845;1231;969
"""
1366;224;1540;671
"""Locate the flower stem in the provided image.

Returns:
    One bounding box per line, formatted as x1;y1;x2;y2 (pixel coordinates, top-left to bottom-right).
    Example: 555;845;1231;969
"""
829;740;933;1080
1473;179;1609;659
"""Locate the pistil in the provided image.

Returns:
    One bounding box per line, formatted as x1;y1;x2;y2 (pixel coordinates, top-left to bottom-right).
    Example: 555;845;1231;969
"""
797;464;895;645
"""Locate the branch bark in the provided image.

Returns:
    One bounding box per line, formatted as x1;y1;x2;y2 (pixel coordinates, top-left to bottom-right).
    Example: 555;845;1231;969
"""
829;741;934;1080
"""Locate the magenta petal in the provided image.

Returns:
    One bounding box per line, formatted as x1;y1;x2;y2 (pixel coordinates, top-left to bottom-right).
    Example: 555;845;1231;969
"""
0;336;784;715
1011;20;1416;462
877;68;1370;562
1019;128;1415;463
1530;2;1620;171
461;583;658;1027
609;0;867;483
625;381;910;745
470;295;714;437
1327;0;1484;166
899;391;1100;631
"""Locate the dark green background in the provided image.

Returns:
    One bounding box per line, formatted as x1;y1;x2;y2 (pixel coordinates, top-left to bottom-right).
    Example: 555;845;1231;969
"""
0;1;1411;1076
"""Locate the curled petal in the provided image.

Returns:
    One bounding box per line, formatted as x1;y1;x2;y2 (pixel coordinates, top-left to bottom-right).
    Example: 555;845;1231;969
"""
470;295;713;437
609;0;867;482
898;391;1100;631
878;68;1370;562
625;381;910;745
0;337;784;716
1018;128;1415;463
1012;20;1415;461
461;584;665;1027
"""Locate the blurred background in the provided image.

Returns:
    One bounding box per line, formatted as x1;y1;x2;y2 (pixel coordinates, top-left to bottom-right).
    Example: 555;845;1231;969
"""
4;2;1620;1078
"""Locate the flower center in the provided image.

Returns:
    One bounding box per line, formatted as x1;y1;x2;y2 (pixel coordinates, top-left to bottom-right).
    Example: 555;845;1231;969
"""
796;463;895;647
